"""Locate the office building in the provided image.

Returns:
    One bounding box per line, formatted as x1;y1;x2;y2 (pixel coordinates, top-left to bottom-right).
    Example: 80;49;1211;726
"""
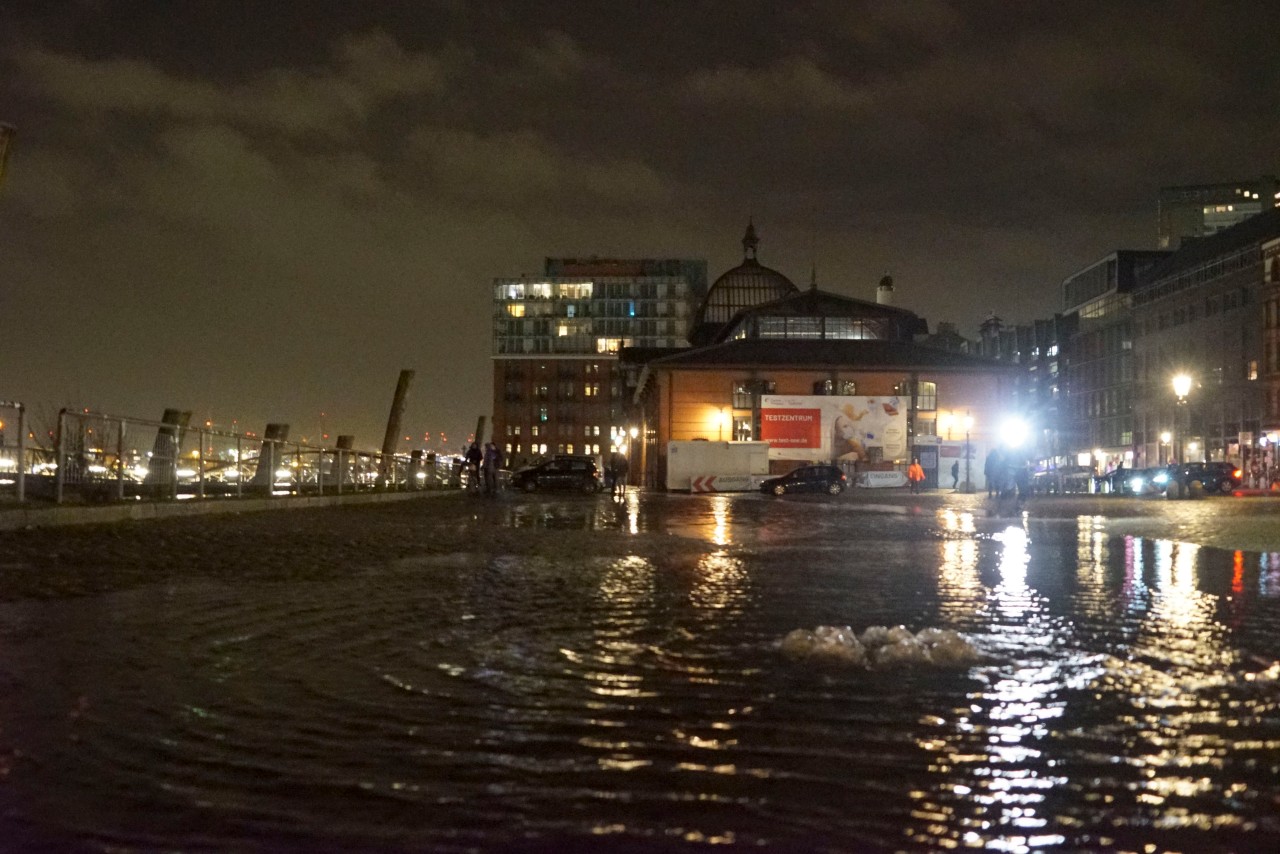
490;257;706;465
1158;176;1279;249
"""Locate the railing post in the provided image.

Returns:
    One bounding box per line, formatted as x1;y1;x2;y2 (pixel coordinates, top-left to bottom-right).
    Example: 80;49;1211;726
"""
198;429;206;499
236;435;243;498
15;404;25;503
54;408;66;504
169;431;179;500
317;447;324;497
115;418;126;501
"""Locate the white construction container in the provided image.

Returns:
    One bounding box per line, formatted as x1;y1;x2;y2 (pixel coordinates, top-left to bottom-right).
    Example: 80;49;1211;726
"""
666;441;771;492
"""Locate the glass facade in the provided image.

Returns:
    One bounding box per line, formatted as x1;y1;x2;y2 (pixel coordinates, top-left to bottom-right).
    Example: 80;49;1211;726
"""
493;277;692;354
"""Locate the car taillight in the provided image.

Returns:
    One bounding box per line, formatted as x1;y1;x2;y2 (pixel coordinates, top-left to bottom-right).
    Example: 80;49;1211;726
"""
1233;469;1242;479
840;474;847;481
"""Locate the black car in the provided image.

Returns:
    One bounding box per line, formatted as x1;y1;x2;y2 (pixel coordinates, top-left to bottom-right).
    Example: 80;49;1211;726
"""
1115;467;1165;496
1163;461;1243;496
760;465;847;496
510;456;602;493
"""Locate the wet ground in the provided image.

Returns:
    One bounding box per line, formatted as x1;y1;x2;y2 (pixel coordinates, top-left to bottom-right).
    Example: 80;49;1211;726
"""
1;489;1279;852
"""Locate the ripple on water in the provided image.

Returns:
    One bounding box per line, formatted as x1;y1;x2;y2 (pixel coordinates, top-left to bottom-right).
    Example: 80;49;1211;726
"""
2;498;1280;850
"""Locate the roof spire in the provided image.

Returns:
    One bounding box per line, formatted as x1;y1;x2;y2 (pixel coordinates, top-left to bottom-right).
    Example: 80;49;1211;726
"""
809;262;818;292
742;217;759;260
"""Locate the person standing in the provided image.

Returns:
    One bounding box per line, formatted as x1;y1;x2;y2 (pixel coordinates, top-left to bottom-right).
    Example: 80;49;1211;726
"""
610;450;630;497
907;458;925;494
481;442;501;495
465;443;482;491
984;448;1002;497
950;460;960;489
1015;461;1033;511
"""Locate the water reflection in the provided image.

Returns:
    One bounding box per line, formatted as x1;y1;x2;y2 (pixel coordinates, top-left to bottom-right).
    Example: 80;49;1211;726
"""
5;493;1280;850
911;520;1075;852
936;509;982;621
707;495;732;546
689;552;749;616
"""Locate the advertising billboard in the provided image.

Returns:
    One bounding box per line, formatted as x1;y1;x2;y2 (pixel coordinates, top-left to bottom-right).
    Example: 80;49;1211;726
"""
760;395;908;462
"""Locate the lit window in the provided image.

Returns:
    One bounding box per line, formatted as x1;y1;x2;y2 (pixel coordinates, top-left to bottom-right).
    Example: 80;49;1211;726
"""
506;304;525;317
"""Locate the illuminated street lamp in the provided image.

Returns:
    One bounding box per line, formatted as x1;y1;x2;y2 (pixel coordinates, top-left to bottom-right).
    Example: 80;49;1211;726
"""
962;411;975;493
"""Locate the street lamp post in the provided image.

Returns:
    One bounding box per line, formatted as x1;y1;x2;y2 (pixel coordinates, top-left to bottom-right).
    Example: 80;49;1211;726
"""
1172;373;1192;463
1159;430;1172;466
628;426;638;488
962;411;975;493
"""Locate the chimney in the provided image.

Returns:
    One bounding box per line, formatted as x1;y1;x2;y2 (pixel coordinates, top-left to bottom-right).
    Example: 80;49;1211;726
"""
876;273;893;305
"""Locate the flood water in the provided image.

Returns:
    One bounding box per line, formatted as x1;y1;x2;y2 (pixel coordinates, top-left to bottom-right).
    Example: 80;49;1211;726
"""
2;492;1280;852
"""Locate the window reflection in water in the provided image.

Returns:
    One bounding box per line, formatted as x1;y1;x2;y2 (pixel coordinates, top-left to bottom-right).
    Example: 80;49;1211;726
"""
1103;538;1247;824
1261;552;1280;597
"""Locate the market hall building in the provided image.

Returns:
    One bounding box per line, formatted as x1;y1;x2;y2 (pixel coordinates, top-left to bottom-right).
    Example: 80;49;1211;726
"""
625;225;1020;490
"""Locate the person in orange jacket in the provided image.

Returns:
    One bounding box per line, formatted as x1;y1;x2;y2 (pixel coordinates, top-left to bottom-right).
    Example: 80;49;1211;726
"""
907;458;926;494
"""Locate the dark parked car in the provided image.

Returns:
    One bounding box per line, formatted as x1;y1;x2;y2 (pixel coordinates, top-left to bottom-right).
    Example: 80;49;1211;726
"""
760;465;847;496
1163;461;1243;496
1114;467;1165;496
510;456;602;493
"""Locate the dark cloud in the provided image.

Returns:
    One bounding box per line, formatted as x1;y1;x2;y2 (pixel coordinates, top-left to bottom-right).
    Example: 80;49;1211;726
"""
1;1;1277;447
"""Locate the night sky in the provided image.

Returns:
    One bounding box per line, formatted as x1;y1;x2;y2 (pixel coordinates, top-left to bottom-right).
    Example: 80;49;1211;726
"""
2;1;1277;450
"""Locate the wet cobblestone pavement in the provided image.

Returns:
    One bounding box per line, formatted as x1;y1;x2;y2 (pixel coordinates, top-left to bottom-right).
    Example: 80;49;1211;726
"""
1;489;1279;852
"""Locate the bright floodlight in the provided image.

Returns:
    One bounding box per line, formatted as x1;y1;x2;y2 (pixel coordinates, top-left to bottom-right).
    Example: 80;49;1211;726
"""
999;416;1028;448
1171;373;1192;399
1159;431;1172;444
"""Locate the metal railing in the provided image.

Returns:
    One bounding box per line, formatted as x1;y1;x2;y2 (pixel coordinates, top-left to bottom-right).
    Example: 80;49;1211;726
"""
0;407;458;505
0;400;26;502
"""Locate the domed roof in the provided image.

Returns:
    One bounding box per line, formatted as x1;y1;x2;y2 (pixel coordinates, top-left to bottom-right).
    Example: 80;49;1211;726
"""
690;221;798;345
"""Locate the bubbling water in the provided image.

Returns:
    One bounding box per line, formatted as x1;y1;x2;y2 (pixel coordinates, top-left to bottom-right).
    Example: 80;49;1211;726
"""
779;624;980;669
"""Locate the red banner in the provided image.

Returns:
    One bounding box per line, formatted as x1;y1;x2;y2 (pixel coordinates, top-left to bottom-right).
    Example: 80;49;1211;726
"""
760;408;820;448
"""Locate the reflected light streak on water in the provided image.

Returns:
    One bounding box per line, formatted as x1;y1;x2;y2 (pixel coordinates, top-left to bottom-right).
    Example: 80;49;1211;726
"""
708;494;732;546
936;509;982;620
690;552;749;616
